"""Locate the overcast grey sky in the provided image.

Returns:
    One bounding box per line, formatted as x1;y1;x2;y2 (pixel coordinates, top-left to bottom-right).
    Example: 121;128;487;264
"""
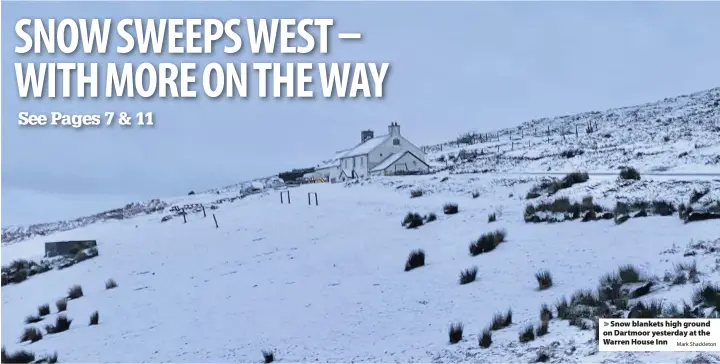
3;1;720;226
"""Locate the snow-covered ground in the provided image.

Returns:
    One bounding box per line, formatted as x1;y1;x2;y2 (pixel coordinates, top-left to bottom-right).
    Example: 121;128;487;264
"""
423;87;720;176
2;173;720;363
2;87;720;363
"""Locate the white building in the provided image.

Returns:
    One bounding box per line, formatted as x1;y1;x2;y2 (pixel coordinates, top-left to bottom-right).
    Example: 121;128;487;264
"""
311;122;430;182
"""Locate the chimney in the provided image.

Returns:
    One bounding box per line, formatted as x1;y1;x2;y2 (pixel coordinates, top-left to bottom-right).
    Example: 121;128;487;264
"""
388;122;400;136
361;129;374;143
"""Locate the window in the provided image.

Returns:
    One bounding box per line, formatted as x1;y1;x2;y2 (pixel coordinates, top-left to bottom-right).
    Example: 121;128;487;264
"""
413;160;417;165
393;138;400;146
361;157;364;166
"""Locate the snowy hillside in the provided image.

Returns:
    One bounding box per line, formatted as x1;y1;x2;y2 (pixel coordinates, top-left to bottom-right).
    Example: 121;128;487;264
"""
2;87;720;363
421;86;720;175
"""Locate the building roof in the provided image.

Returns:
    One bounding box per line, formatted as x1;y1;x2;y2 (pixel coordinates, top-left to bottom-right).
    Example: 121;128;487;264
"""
315;133;395;169
343;135;389;158
371;151;430;172
316;149;351;169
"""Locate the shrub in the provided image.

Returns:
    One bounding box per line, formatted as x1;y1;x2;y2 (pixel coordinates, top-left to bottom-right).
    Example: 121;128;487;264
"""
692;283;720;310
67;284;84;300
425;213;437;222
568;315;592;330
469;230;506;256
410;189;424;198
519;324;535;343
570;289;601;307
652;200;676;216
2;348;35;364
479;328;492;348
443;203;459;215
402;212;424;229
675;260;699;283
46;315;72;334
38;304;50;316
540;304;553;322
690;189;708;205
405;249;425;272
25;315;42;324
556;297;570;319
535;270;553;290
490;313;505;331
619;167;641;180
89;311;99;326
527;172;590;198
105;279;118;289
598;273;623;301
488;213;496;222
503;309;512;327
629;300;664;319
618;264;640;283
536;320;549;337
19;327;43;343
449;323;463;344
55;299;67;312
262;350;274;363
459;266;478;285
615;214;631;225
42;352;58;364
472;191;480;199
535;351;550;363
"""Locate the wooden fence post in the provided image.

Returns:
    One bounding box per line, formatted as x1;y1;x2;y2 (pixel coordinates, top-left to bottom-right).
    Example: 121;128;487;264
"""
202;205;206;218
182;209;187;224
213;214;218;228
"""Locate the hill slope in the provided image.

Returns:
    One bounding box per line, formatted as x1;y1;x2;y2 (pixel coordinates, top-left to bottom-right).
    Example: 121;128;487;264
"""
423;86;720;175
2;87;720;363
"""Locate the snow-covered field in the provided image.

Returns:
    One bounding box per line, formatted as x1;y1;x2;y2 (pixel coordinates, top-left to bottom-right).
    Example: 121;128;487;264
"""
2;172;720;363
2;87;720;363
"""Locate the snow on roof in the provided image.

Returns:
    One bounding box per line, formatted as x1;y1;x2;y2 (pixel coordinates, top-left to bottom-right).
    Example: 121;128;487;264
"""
343;135;389;157
316;149;350;169
370;152;406;172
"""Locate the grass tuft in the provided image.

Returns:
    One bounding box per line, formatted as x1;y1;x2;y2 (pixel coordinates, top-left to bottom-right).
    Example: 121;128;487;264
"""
262;350;274;363
37;304;50;317
45;315;72;334
55;299;67;312
2;348;35;364
469;230;506;256
105;279;118;289
540;304;553;322
410;189;424;198
402;212;424;229
67;284;83;300
19;327;43;343
89;311;99;326
619;166;641;180
459;266;478;285
618;264;641;283
404;249;426;272
425;213;437;222
556;297;570;319
536;320;549;337
479;328;492;348
24;315;42;324
535;270;553;290
519;324;535;343
443;203;459;215
488;213;497;222
448;323;464;344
